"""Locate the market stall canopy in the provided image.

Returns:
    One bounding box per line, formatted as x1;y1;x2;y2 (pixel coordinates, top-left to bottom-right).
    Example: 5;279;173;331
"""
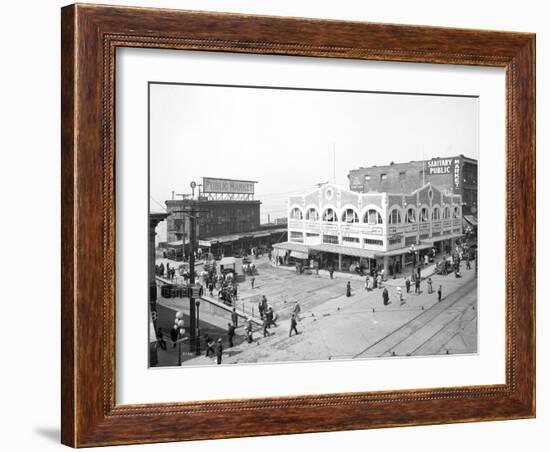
463;215;478;227
219;256;238;266
290;250;309;260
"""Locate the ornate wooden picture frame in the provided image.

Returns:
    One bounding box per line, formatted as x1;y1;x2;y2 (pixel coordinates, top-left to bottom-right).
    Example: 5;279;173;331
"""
61;3;535;447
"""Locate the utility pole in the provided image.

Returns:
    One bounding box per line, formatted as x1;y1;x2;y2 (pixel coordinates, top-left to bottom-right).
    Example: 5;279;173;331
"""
175;183;208;355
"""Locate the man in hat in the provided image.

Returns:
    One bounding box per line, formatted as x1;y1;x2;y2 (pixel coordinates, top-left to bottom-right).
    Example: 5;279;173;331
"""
216;338;223;365
227;322;236;348
382;287;390;306
231;307;238;328
289;314;299;337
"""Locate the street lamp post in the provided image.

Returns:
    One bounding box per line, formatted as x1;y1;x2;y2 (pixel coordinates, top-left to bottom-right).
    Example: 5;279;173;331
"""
195;299;201;356
174;311;185;366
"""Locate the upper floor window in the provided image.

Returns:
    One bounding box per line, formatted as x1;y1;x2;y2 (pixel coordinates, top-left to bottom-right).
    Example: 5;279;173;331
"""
443;205;451;219
389;208;402;225
322;208;337;222
341;208;359;223
305;207;319;221
405;207;417;223
453;206;461;218
432;206;441;221
365;209;383;225
380;173;387;182
420;207;429;222
289;207;303;220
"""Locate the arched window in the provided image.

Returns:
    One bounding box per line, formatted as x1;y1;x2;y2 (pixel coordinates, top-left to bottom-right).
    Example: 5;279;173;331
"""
432;206;441;221
289;207;303;220
323;208;337;222
420;207;429;222
443;205;451;219
453;206;461;218
305;207;319;221
364;209;383;225
405;207;417;223
341;208;359;223
389;208;402;225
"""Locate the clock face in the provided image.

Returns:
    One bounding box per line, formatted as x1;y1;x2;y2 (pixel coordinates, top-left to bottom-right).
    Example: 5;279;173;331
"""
325;187;334;201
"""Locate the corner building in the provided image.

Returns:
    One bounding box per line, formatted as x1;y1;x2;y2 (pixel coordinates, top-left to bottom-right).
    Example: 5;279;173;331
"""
274;183;462;275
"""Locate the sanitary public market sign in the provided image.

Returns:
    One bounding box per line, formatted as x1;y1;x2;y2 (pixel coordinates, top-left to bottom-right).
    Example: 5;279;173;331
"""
427;157;462;193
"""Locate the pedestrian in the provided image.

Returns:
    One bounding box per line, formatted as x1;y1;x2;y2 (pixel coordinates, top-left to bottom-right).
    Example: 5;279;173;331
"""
382;287;390;305
205;335;215;357
258;299;264;319
246;319;254;343
227;322;235;347
346;281;351;297
293;302;301;321
405;277;411;293
329;267;334;279
216;338;223;365
266;306;277;328
380;268;385;282
438;285;443;302
289;314;299;337
208;281;214;297
427;277;433;294
466;255;471;270
261;296;268;317
397;286;404;305
170;325;179;348
231;307;238;328
377;274;382;289
156;328;167;351
262;316;269;337
251;276;255;289
415;277;421;294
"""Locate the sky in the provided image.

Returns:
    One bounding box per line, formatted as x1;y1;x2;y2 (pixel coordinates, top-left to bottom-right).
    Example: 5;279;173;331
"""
149;82;478;237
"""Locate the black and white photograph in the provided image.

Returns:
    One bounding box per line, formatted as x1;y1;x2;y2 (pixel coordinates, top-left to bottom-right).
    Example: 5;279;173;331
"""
148;82;479;368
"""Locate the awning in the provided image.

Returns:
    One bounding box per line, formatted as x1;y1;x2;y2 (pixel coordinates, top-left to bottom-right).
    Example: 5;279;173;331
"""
272;242;309;253
290;251;309;260
464;215;478;227
424;233;464;244
219;257;238;266
375;243;433;257
309;243;376;259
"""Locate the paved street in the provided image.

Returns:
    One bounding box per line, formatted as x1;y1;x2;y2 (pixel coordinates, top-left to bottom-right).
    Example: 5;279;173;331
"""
168;256;477;366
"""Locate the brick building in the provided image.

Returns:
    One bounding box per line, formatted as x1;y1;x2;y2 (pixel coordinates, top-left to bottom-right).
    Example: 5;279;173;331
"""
347;155;478;219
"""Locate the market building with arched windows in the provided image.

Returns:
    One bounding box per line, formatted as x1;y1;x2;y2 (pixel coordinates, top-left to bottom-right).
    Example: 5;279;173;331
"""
273;182;463;275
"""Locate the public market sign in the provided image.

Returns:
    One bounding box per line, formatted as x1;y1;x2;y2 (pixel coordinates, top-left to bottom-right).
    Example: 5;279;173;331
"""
202;177;255;194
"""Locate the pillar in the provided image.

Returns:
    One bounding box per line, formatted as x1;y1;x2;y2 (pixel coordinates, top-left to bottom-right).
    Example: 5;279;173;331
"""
338;253;342;271
383;255;389;278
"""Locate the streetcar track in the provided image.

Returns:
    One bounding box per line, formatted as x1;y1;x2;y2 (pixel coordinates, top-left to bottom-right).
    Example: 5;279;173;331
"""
353;279;477;358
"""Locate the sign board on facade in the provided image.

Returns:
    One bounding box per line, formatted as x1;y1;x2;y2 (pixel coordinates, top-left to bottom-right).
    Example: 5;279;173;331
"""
202;177;256;194
427;157;462;194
